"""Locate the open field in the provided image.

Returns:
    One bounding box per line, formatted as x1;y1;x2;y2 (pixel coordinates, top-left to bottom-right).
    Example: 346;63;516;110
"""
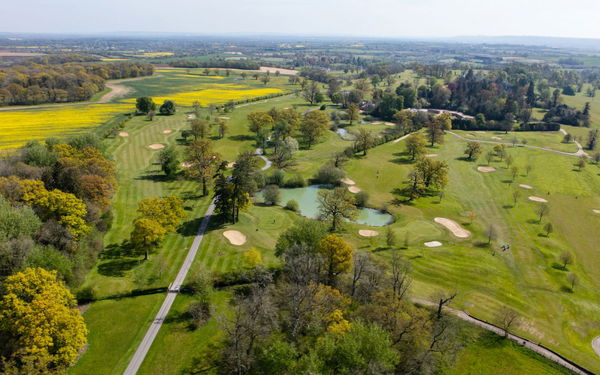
0;68;296;149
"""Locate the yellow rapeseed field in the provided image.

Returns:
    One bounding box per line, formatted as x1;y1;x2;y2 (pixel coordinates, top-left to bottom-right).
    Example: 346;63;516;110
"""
121;87;283;106
0;103;131;149
134;52;174;57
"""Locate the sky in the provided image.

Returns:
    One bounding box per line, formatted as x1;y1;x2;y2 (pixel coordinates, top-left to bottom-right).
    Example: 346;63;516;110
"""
2;0;600;39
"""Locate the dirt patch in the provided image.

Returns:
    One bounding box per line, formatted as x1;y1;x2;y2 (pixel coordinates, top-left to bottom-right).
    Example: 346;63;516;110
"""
359;230;379;237
519;184;533;190
223;230;247;246
491;136;502;140
528;196;548;203
162;129;173;134
259;66;299;75
118;132;129;137
348;186;361;194
148;143;165;150
181;162;192;168
425;154;438;158
477;166;496;172
424;241;442;247
434;217;471;238
341;178;356;185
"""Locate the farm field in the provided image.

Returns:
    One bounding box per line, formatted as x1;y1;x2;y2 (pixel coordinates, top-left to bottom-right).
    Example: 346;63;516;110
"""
0;68;296;149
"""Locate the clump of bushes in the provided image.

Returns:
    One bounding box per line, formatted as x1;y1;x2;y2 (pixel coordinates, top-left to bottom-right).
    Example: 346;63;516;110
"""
263;185;281;205
355;191;369;207
285;200;300;212
314;164;345;185
268;169;286;186
284;174;306;188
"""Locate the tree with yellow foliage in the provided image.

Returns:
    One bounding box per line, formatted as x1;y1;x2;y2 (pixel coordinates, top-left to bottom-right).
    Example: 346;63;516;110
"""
243;247;262;268
0;268;87;373
137;196;185;232
130;217;166;260
319;234;353;286
19;179;90;239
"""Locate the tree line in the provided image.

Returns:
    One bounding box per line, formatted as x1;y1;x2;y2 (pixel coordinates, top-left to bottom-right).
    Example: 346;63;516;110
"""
0;58;154;106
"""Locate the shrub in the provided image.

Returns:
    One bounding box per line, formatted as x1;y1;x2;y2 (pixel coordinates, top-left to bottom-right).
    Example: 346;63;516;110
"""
253;173;266;189
159;100;176;115
314;164;345;185
76;286;96;303
285;174;306;188
285;200;300;212
355;191;369;207
188;300;211;329
263;185;281;205
269;169;286;186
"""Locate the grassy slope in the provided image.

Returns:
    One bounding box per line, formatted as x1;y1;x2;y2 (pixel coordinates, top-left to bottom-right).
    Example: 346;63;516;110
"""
344;134;600;371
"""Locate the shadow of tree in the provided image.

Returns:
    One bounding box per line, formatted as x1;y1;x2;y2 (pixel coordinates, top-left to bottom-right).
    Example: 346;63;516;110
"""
98;259;140;277
229;134;255;142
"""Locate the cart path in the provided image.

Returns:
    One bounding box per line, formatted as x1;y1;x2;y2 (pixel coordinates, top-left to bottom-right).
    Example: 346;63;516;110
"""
447;130;588;157
412;298;595;375
123;201;215;375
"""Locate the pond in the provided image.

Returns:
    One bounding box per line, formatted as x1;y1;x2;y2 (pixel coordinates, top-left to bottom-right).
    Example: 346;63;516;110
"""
261;185;393;227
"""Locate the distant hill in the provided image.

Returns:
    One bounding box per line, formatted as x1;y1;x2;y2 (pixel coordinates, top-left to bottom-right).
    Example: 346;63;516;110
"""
447;35;600;51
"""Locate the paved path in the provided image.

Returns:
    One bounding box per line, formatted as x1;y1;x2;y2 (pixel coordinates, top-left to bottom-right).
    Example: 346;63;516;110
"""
0;74;158;112
559;128;587;156
412;298;594;375
123;201;215;375
447;130;588;158
255;148;272;171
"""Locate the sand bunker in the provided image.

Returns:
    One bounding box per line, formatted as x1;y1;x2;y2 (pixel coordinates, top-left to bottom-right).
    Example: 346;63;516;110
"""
186;114;196;119
359;230;379;237
181;162;192;168
475;131;486;134
162;129;173;134
341;178;356;185
348;186;361;193
118;132;129;137
466;134;475;137
223;230;247;246
477;166;497;172
425;154;438;158
226;162;235;168
383;122;395;126
592;336;600;357
148;143;165;150
593;209;600;215
424;241;442;248
491;136;502;140
519;184;533;190
528;196;548;203
218;116;230;120
434;217;471;238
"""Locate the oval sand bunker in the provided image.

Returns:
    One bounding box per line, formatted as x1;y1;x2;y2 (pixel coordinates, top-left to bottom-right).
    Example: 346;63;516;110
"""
223;230;247;246
162;129;173;134
519;184;533;189
341;178;356;185
592;209;600;215
148;143;165;150
434;217;471;238
359;230;379;237
348;186;361;193
118;132;129;137
424;241;442;247
477;166;496;173
528;196;548;203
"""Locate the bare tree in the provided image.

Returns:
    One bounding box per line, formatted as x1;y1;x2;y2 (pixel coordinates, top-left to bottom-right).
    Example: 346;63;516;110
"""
567;273;579;291
433;291;457;320
496;307;520;337
537;203;549;223
390;252;412;300
559;251;573;270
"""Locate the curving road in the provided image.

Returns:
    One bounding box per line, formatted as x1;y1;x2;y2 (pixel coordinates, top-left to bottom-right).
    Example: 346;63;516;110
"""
447;130;588;158
412;298;594;375
255;147;272;171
